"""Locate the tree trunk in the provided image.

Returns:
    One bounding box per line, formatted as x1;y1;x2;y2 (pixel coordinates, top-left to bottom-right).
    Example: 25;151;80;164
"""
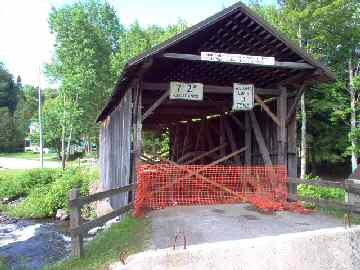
349;57;357;172
66;126;73;161
61;95;66;170
61;124;66;170
300;93;307;178
298;24;307;178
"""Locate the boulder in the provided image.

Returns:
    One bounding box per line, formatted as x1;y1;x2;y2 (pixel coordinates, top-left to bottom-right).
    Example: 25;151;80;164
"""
55;209;69;221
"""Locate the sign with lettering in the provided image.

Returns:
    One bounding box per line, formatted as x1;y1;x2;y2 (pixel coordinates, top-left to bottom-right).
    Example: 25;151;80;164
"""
201;51;275;66
169;82;204;101
233;84;254;111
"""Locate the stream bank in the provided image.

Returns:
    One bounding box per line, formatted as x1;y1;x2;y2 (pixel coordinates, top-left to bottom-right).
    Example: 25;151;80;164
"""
0;214;71;270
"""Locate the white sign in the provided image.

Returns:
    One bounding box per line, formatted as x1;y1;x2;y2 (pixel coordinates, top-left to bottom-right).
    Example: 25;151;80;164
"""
169;82;204;101
201;51;275;66
233;84;254;111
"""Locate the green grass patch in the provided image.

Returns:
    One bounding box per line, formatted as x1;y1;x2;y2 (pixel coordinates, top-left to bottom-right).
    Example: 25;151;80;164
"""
6;167;98;219
44;215;150;270
0;168;63;200
297;183;345;201
0;259;9;270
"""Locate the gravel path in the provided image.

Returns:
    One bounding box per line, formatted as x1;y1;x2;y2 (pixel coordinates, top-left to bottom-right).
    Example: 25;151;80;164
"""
149;204;344;250
0;157;61;169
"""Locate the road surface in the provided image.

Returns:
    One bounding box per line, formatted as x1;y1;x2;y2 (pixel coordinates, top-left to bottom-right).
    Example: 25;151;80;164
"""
0;157;61;170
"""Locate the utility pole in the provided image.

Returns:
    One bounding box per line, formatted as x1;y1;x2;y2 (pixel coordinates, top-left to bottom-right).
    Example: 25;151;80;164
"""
38;67;44;168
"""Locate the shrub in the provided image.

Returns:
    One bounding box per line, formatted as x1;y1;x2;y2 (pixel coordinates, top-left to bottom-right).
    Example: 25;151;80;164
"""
8;167;98;219
0;168;62;200
297;174;345;201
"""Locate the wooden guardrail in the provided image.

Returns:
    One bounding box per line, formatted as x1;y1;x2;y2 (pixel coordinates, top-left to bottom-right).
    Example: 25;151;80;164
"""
288;177;360;214
68;184;136;257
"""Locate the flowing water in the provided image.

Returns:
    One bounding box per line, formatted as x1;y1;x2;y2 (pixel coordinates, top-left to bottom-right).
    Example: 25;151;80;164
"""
0;214;71;270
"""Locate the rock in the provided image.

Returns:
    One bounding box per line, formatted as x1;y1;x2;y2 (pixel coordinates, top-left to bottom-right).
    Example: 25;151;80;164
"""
2;197;9;203
88;226;104;236
89;181;114;217
105;216;122;228
55;209;69;221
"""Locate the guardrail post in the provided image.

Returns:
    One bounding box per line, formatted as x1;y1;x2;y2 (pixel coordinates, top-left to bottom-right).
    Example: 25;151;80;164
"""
69;188;84;258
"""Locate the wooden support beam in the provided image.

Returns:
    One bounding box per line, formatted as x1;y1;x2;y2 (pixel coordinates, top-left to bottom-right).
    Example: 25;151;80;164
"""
219;118;226;158
184;143;228;164
245;112;252;164
205;121;216;152
182;124;191;156
171;126;178;161
277;86;287;165
149;147;247;196
287;96;298;196
195;120;205;150
162;53;315;70
135;80;143;163
254;94;281;127
249;111;272;166
286;84;306;126
142;90;170;121
229;113;245;130
143;82;280;96
223;118;241;163
69;188;83;258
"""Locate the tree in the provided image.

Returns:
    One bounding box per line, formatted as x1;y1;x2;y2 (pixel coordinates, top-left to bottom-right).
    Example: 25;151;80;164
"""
47;0;123;167
111;20;187;75
255;0;360;176
0;62;22;152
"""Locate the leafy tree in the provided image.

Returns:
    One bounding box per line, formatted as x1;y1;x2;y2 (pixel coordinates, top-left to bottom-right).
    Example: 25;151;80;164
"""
255;0;360;175
0;63;22;152
111;20;187;75
47;0;123;167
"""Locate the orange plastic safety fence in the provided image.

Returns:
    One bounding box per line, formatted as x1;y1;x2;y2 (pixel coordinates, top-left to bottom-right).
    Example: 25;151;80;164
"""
134;164;308;217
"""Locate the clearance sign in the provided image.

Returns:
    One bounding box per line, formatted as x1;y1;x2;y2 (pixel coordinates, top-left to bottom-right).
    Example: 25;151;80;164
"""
169;82;204;101
233;84;254;111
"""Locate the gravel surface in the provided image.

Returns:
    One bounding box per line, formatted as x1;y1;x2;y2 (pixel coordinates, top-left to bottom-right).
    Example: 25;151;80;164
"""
0;157;61;169
149;204;344;249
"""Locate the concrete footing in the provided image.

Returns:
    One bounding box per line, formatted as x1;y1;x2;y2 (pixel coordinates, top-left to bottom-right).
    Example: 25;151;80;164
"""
111;226;360;270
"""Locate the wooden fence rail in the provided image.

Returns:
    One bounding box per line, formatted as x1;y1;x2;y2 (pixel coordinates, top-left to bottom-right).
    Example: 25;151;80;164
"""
288;177;360;214
69;183;136;258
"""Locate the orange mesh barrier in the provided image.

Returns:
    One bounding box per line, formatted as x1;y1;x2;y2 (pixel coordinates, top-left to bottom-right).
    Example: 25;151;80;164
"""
134;164;308;217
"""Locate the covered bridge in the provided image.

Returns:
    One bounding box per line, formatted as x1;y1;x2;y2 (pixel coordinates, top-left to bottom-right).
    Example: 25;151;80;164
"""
96;2;335;212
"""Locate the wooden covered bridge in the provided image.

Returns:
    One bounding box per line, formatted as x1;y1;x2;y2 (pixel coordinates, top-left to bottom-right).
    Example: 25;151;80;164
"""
96;2;335;212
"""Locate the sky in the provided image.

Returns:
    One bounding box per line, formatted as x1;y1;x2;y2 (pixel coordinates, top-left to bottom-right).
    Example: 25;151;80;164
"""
0;0;275;87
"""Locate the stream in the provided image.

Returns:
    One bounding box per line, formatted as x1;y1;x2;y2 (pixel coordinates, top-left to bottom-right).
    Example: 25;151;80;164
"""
0;214;71;270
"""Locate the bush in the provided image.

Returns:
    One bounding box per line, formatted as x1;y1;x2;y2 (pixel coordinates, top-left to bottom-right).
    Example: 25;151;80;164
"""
0;168;62;200
297;175;345;201
5;167;98;219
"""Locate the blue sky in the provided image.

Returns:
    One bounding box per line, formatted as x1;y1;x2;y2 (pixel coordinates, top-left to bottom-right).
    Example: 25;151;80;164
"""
0;0;275;86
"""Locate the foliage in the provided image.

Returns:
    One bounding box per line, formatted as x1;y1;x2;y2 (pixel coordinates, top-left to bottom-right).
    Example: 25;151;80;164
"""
0;259;8;270
297;173;345;201
111;20;187;74
254;0;360;167
44;215;149;270
0;62;20;115
142;130;170;156
1;167;98;218
0;168;63;200
0;63;23;152
47;0;124;148
298;184;345;201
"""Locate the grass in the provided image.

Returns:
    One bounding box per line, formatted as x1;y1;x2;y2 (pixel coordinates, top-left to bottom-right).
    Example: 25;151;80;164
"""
0;259;9;270
316;206;360;225
44;215;150;270
0;152;58;161
0;167;98;219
